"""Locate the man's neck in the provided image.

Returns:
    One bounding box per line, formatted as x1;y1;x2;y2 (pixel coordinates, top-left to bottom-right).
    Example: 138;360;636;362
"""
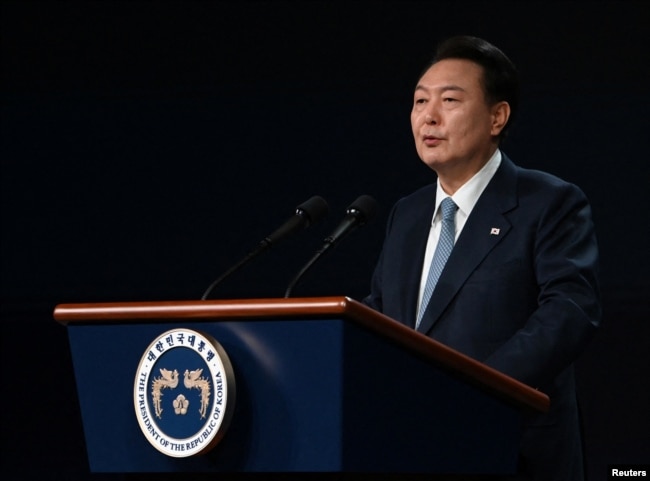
436;145;499;195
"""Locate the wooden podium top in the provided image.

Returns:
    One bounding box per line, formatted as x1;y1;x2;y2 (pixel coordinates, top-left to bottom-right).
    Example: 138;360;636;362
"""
54;296;549;413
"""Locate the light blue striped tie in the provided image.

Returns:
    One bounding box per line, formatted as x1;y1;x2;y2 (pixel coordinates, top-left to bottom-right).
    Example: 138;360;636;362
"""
416;197;458;329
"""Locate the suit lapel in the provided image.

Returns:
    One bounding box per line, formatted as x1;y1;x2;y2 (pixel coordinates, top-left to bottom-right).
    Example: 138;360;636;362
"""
416;157;519;334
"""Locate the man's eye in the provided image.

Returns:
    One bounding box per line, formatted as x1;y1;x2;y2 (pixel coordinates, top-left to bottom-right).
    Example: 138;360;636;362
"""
415;98;426;104
443;97;458;102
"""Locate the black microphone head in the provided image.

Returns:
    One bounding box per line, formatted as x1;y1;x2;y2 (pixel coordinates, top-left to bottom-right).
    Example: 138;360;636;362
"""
296;195;329;227
346;195;378;225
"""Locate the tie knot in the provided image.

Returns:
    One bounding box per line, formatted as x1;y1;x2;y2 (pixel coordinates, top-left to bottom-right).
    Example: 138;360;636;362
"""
440;197;458;221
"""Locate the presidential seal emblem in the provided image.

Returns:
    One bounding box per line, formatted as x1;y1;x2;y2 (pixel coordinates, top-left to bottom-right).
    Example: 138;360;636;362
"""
133;328;235;457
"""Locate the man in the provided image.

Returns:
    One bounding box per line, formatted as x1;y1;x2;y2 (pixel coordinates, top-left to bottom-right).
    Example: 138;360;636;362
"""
364;36;601;480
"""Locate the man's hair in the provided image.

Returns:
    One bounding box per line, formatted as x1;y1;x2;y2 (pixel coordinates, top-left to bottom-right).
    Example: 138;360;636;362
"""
422;36;519;139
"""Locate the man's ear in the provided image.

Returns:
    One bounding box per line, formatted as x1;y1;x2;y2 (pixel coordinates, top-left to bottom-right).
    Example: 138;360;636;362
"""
491;101;511;137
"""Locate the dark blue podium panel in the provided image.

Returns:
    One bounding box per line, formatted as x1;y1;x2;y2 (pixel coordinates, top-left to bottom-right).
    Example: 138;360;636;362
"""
67;317;519;473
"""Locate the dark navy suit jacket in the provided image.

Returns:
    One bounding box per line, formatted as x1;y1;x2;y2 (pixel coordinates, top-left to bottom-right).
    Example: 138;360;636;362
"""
364;155;600;480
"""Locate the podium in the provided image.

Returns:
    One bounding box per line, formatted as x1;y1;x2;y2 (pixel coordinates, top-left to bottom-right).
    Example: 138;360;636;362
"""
54;296;548;475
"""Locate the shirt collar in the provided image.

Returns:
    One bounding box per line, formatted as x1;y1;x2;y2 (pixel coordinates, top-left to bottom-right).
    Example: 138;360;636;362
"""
434;149;502;221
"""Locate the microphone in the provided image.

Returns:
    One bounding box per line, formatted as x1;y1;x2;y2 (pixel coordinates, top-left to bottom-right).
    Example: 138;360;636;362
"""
265;195;330;245
284;194;378;298
201;195;329;300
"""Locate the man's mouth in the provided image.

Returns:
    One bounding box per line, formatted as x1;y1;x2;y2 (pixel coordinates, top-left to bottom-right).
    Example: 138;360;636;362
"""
423;134;443;146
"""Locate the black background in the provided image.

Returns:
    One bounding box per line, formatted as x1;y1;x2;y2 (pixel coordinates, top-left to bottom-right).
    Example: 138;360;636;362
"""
1;2;648;480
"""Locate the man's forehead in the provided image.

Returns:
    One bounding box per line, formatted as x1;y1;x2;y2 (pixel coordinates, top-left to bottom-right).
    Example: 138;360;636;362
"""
415;59;484;91
414;84;467;93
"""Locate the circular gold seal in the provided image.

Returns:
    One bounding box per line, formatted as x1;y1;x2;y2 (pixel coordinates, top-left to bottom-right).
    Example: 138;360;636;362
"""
133;328;235;457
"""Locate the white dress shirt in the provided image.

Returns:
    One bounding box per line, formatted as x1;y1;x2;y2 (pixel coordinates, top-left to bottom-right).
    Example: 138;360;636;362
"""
416;149;502;314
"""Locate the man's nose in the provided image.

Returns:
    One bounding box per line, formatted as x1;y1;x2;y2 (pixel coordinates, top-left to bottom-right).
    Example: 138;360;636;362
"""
424;102;440;124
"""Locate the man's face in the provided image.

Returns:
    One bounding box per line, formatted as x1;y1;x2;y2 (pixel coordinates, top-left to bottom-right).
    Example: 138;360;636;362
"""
411;58;505;178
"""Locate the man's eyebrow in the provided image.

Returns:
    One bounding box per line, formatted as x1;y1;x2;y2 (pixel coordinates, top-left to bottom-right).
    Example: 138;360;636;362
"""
414;84;466;93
